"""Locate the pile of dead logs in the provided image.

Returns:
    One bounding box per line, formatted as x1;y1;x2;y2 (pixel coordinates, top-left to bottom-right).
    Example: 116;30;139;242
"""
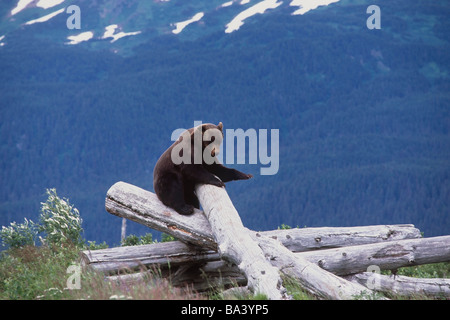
81;181;450;300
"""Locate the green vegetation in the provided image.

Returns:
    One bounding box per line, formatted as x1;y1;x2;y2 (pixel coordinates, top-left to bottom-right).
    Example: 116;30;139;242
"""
0;244;203;300
0;189;82;250
0;189;201;300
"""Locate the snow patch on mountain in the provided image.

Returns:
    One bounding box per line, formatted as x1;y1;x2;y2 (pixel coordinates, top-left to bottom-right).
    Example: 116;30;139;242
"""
66;31;94;45
6;0;342;47
25;8;64;25
102;25;142;43
172;12;205;35
36;0;65;10
11;0;33;15
290;0;340;15
11;0;65;16
225;0;282;33
221;1;234;8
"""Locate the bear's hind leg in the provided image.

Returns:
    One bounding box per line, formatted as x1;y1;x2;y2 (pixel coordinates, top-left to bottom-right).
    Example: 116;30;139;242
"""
156;175;194;215
184;185;200;209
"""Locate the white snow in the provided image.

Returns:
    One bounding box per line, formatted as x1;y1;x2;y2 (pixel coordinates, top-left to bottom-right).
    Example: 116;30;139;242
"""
103;24;119;39
290;0;339;15
37;0;65;10
25;8;64;25
221;1;234;7
225;0;282;33
66;31;94;45
11;0;65;15
172;12;204;35
11;0;34;15
102;24;141;43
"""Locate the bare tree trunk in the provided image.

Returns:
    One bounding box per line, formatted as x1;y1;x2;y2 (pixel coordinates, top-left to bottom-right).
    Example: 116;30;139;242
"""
194;183;287;300
81;241;218;275
298;236;450;275
345;272;450;299
247;229;380;299
121;218;127;243
262;224;421;252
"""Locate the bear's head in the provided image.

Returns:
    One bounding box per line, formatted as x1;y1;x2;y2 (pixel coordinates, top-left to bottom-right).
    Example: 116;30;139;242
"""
198;122;223;158
172;122;224;165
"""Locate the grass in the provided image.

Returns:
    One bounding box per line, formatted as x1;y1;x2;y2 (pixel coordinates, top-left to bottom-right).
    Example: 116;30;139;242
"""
0;244;204;300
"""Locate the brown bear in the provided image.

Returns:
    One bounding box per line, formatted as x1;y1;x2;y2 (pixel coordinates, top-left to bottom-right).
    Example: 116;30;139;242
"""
153;122;253;215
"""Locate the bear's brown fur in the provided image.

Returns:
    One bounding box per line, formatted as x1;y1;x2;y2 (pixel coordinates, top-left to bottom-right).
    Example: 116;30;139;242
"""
153;122;252;215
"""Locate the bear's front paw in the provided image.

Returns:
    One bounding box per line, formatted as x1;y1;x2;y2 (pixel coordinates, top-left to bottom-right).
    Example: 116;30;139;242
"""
238;173;252;180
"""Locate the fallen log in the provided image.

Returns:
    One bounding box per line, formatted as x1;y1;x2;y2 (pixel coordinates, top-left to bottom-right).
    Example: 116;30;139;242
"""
81;241;219;275
247;229;377;299
105;182;421;252
194;183;287;300
345;272;450;299
262;224;421;252
298;235;450;276
105;182;216;250
82;235;450;279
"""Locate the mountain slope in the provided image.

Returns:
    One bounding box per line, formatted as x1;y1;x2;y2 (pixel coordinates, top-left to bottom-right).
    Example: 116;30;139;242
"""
0;0;449;245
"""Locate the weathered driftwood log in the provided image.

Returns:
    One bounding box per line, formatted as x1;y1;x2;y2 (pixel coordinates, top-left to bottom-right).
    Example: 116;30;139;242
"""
105;182;421;251
262;224;421;252
81;241;219;275
194;183;287;300
82;235;450;278
247;229;377;299
345;272;450;299
105;182;216;250
298;235;450;276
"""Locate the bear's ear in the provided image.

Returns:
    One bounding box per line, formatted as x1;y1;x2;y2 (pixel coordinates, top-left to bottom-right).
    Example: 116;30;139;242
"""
217;122;223;131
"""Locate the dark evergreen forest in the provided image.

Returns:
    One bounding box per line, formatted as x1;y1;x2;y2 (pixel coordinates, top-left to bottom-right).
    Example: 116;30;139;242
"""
0;1;449;245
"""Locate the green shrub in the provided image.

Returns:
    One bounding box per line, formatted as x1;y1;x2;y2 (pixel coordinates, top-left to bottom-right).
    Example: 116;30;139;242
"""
1;188;83;249
121;233;154;246
38;188;83;248
0;218;38;249
161;233;176;242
